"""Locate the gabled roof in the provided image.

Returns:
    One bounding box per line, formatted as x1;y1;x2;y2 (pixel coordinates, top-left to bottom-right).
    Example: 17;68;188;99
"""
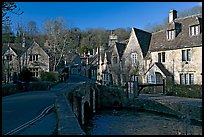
115;42;127;60
155;63;173;76
145;62;173;77
149;14;202;52
2;43;26;56
133;28;152;58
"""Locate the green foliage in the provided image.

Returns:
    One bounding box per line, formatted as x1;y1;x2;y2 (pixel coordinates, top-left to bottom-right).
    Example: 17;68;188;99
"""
18;67;33;82
40;71;59;82
166;84;202;99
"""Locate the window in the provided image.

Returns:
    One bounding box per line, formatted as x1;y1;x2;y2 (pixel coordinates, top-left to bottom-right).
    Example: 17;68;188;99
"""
6;55;12;61
30;68;39;77
190;25;199;36
147;74;154;83
131;75;138;82
167;30;175;40
189;73;194;85
158;53;161;63
158;52;165;63
131;53;137;64
185;74;188;85
180;74;184;85
162;52;165;62
187;49;191;61
182;49;191;62
180;73;194;85
29;55;39;61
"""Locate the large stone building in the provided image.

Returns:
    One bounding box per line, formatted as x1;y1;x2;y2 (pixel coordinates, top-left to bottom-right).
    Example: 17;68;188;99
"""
97;10;202;86
2;40;49;83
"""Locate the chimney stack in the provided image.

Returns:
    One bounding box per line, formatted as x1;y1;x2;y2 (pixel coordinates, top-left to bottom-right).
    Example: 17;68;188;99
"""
169;10;177;23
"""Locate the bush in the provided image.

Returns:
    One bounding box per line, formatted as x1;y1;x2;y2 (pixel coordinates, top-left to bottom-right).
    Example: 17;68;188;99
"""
18;67;33;82
166;84;202;99
40;71;59;82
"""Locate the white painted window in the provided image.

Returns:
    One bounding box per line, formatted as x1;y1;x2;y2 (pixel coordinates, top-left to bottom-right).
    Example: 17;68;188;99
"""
189;73;194;85
167;30;175;40
190;25;199;36
131;53;137;64
180;73;194;85
180;73;184;85
147;74;154;83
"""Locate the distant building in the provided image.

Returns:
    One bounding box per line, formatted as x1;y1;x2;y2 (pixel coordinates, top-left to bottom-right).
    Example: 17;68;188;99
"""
2;40;49;83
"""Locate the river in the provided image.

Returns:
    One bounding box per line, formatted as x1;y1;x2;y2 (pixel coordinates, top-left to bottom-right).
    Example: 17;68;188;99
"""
83;108;202;135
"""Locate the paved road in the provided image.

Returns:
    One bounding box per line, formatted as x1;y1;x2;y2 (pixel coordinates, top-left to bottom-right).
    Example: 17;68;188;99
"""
2;75;94;135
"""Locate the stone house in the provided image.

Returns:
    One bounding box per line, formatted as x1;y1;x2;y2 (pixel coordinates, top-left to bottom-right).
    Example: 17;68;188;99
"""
97;9;202;86
121;28;151;86
111;40;128;85
97;33;118;85
2;40;49;83
145;10;202;85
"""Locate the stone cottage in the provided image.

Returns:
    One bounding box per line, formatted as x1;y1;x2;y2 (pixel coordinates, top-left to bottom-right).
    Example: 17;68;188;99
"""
97;10;202;86
145;10;202;85
2;40;49;83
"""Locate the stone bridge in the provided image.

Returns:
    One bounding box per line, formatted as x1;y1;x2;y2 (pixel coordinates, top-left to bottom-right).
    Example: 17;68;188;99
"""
65;82;100;125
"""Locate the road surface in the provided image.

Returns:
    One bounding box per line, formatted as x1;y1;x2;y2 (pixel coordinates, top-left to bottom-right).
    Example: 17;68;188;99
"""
2;75;94;135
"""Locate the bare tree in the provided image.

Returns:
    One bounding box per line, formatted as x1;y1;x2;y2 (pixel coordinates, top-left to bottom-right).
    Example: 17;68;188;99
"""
2;2;23;25
43;17;70;71
27;21;39;39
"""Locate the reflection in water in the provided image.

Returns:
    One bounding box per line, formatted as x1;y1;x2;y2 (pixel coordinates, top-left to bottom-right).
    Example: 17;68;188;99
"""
83;108;202;135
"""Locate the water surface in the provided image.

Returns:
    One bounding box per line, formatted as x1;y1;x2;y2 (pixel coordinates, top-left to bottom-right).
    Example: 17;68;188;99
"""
83;108;202;135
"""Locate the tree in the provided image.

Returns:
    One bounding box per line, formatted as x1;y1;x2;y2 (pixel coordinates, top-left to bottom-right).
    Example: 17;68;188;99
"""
2;2;23;25
27;21;39;39
43;17;70;71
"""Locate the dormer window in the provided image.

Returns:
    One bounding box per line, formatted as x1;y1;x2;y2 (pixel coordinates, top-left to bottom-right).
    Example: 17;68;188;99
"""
167;30;175;40
189;25;199;36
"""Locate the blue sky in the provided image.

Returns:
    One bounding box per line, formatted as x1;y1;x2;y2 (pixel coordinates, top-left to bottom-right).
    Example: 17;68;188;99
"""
9;2;202;32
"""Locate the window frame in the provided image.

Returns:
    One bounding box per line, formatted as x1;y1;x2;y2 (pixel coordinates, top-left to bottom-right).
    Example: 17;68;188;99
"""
131;53;137;64
167;30;175;40
189;25;199;36
158;52;165;63
181;49;191;62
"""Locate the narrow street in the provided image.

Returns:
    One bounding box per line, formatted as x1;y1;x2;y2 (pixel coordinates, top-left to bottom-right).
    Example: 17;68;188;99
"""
2;75;93;135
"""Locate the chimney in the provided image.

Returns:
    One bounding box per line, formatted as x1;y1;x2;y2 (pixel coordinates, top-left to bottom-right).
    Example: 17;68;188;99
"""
169;10;177;23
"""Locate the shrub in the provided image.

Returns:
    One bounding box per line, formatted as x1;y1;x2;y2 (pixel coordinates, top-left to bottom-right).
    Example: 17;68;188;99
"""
40;71;59;82
18;67;33;82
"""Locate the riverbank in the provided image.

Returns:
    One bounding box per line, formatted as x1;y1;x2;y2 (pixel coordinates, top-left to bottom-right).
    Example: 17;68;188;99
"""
127;94;202;122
